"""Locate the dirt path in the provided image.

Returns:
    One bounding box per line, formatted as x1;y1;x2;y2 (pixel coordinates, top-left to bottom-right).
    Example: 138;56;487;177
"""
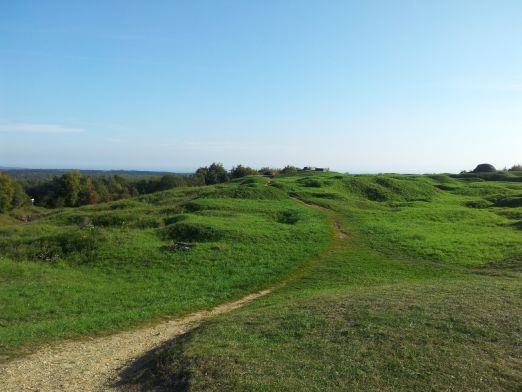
1;195;341;392
290;193;348;238
0;289;270;392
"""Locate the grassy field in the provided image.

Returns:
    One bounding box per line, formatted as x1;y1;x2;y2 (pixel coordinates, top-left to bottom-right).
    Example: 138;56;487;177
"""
124;172;522;391
1;171;521;390
0;176;330;359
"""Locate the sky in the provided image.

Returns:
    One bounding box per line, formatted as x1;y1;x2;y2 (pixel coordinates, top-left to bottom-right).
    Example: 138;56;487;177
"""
1;0;521;173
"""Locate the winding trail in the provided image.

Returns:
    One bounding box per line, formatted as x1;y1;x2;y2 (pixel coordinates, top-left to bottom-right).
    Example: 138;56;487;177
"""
1;289;271;392
1;195;340;391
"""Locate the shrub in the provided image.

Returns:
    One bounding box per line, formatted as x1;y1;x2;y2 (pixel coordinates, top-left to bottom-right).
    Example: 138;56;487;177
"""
258;167;280;176
280;165;299;174
230;165;258;179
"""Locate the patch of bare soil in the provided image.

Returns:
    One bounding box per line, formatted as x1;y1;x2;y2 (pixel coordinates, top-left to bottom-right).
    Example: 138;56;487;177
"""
335;222;349;238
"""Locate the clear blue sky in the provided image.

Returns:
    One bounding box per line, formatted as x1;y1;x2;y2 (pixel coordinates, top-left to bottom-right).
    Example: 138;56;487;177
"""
1;1;521;172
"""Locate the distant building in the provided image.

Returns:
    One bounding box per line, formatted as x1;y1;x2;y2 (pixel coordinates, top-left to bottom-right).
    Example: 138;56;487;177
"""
472;163;496;173
314;168;329;172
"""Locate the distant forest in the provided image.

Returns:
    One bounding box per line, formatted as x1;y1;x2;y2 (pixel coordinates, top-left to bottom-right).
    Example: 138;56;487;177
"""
2;168;180;186
0;164;299;211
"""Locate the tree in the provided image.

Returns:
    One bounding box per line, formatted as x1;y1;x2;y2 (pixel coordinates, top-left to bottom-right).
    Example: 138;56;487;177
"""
12;181;30;208
157;174;186;191
62;171;82;207
509;164;522;172
188;171;206;186
0;172;14;212
280;165;299;174
230;165;257;179
196;163;230;185
135;178;155;194
93;179;110;202
207;163;229;184
258;167;280;176
78;177;100;205
104;175;133;200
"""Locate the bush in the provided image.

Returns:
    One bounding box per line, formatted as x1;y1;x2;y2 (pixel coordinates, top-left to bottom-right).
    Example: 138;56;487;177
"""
258;167;280;176
230;165;258;179
280;165;299;174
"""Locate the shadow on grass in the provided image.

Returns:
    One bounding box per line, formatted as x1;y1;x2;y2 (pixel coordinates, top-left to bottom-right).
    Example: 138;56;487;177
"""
474;254;522;276
111;330;197;392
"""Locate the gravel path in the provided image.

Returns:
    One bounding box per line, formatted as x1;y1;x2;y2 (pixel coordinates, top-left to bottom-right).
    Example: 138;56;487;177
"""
1;196;336;391
1;289;271;392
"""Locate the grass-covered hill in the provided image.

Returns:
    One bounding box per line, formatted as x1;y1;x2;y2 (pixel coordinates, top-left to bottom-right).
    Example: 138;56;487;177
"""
126;172;522;391
0;176;330;358
1;171;522;390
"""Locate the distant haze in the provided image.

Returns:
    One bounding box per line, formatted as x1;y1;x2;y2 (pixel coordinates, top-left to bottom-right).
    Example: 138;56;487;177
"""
1;1;521;173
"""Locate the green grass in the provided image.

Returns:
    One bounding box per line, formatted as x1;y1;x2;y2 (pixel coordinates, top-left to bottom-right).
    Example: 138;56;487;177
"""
0;178;330;358
124;172;522;391
2;172;522;391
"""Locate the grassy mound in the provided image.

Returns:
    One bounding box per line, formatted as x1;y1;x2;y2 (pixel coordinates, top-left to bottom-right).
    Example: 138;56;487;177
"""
146;278;520;392
163;222;224;242
201;183;286;200
342;175;436;202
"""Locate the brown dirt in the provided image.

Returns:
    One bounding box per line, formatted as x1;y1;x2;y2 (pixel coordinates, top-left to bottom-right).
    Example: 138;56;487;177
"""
335;222;349;238
0;289;270;392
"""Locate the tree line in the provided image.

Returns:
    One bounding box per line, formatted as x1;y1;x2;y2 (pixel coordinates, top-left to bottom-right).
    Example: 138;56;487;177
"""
0;164;300;211
0;172;31;212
